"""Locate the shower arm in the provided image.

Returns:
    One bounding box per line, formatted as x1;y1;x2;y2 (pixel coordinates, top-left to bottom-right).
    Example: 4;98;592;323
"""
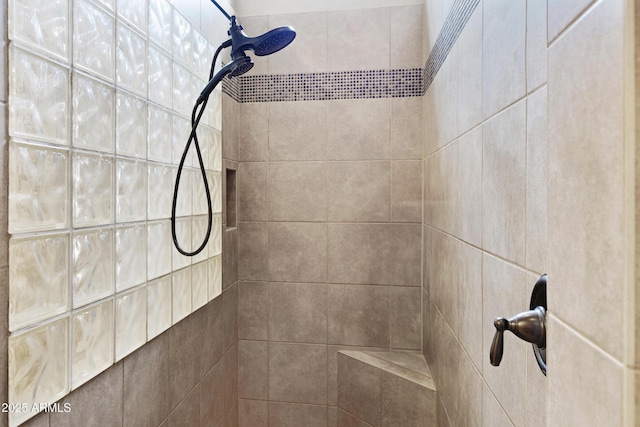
210;0;233;22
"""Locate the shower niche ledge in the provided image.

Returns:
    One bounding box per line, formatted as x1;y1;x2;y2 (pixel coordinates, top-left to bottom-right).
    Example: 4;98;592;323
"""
337;350;436;426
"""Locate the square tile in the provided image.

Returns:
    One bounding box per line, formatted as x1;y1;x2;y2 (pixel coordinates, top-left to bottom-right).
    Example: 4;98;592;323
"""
116;159;147;223
71;300;113;389
147;275;172;339
269;282;328;344
116;91;147;159
72;228;114;308
115;224;147;292
269;342;327;405
72;72;114;153
172;267;192;324
72;152;113;227
147;220;172;280
9;0;69;61
73;0;115;81
269;223;327;283
148;105;173;164
116;22;147;97
115;286;147;361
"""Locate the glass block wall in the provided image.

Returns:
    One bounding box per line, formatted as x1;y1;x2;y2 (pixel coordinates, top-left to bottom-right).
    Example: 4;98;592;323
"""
6;0;223;425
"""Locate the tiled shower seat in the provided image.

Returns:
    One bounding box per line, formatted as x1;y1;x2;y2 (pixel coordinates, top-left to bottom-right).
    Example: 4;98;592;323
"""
337;351;436;426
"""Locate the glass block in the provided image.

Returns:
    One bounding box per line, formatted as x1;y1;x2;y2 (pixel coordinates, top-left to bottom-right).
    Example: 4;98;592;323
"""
208;255;222;301
72;228;114;308
148;45;172;108
115;286;147;361
72;152;113;227
9;235;69;331
116;23;147;96
9;141;68;233
174;167;193;218
8;317;69;426
9;46;70;145
71;300;113;389
147;275;171;339
173;63;193;117
193;170;209;216
210;213;222;257
172;267;191;324
173;114;194;167
147;163;173;220
172;217;191;271
147;220;171;280
9;0;69;62
191;215;208;264
93;0;114;12
192;261;208;311
73;0;115;81
116;159;147;223
173;11;192;68
193;31;211;80
72;72;114;152
149;0;172;52
148;105;173;163
116;91;147;158
117;0;147;34
116;225;147;292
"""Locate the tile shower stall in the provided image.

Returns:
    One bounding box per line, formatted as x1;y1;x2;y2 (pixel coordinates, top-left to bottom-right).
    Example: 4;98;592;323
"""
0;0;639;426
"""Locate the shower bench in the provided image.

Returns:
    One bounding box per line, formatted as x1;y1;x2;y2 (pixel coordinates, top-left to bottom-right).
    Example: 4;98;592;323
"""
337;351;436;426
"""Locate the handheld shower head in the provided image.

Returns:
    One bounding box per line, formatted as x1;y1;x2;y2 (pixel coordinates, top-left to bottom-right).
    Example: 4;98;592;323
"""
228;17;296;60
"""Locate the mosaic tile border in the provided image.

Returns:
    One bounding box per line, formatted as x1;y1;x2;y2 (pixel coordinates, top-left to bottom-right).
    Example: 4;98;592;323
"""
222;0;480;103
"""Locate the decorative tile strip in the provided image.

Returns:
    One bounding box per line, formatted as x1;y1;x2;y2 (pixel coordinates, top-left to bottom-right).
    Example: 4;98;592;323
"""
222;0;480;103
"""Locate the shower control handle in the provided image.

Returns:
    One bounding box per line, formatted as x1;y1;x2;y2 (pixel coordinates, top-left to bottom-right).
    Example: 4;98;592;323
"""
490;306;546;367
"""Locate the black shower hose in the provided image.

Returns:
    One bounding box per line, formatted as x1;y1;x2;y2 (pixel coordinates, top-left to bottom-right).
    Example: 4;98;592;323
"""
171;43;226;256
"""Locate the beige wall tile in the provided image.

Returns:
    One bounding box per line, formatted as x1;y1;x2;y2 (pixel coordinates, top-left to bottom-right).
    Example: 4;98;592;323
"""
391;160;422;223
525;87;548;274
547;315;624;425
548;0;625;360
391;97;423;160
221;343;239;418
269;162;327;222
269;282;328;344
268;222;327;283
428;229;459;335
390;5;424;69
432;49;458;149
457;127;482;247
328;345;388;406
327;8;389;72
238;340;268;400
548;0;596;42
238;399;268;427
381;370;436;427
482;254;527;426
327;99;390;161
429;141;458;236
328;284;390;347
268;12;328;74
238;222;268;282
268;402;328;427
222;94;238;161
200;360;226;426
526;0;548;92
237;162;267;221
238;281;268;341
165;386;200;427
336;408;371;427
483;0;526;118
482;385;513;427
456;2;482;134
328;161;390;223
222;227;238;288
482;100;526;265
456;351;482;427
337;353;381;426
328;223;421;286
389;286;421;350
458;243;483;371
222;284;239;353
238;103;269;162
269;101;327;161
269;342;328;404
